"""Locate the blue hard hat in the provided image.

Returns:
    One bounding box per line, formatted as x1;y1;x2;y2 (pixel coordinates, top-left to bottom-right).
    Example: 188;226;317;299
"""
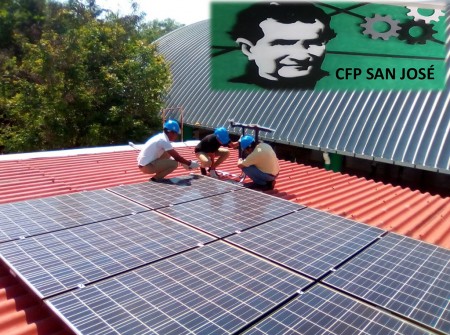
214;127;230;145
240;135;255;151
163;119;180;134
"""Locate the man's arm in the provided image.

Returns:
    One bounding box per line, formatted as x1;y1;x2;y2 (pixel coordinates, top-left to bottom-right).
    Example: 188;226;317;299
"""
167;149;192;166
237;150;260;169
229;141;239;149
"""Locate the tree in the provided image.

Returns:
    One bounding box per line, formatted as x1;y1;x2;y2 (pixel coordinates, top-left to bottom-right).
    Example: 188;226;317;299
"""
0;0;172;153
140;18;184;42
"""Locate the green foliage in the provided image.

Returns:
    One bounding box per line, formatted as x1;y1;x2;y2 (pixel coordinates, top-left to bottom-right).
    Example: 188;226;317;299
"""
140;18;184;42
0;0;174;153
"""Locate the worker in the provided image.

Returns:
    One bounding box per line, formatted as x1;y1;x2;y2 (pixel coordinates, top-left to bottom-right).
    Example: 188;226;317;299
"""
237;135;279;190
194;127;239;178
137;119;199;181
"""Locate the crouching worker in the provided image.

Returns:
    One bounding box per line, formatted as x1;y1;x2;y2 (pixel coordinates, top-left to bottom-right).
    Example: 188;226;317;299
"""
194;127;239;178
237;135;279;190
137;120;199;182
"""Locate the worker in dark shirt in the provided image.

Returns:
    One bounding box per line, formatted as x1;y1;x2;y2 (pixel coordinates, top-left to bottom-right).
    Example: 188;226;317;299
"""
195;127;239;178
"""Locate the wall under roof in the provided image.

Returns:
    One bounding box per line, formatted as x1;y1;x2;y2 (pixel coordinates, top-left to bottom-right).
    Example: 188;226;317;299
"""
156;13;449;174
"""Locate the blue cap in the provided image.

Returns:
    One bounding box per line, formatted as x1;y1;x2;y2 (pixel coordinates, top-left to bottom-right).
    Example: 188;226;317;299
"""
214;127;230;145
163;119;180;134
240;135;255;150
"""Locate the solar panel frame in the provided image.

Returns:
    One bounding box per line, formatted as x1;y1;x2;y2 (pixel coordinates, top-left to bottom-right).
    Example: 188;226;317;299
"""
245;285;431;335
158;189;304;238
324;233;450;334
0;211;215;298
46;242;312;335
108;175;243;209
226;208;385;279
0;190;147;242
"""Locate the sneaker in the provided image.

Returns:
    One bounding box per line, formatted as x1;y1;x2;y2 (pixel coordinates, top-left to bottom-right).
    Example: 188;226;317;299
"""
243;181;275;191
266;180;276;190
150;177;171;184
243;182;266;190
209;169;219;179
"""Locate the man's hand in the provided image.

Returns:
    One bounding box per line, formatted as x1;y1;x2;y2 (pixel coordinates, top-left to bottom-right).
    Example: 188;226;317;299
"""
189;160;200;169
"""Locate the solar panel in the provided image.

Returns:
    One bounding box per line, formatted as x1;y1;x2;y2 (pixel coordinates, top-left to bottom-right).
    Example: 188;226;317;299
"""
0;211;214;298
47;242;311;335
158;189;303;237
108;175;242;209
227;208;384;279
324;233;450;334
245;285;430;335
0;190;146;242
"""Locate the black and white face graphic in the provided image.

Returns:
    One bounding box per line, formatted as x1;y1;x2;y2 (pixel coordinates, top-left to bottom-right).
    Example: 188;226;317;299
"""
237;18;327;82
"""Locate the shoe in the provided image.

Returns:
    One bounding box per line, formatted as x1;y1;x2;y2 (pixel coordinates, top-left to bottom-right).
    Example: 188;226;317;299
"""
209;169;219;179
243;182;265;190
266;180;276;190
200;168;207;176
150;177;171;184
243;181;275;191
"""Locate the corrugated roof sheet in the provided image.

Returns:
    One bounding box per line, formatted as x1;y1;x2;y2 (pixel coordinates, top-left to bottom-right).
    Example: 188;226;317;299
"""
156;18;450;173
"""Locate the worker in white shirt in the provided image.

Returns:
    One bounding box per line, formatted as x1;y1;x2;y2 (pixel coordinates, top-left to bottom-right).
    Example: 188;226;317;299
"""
137;120;199;181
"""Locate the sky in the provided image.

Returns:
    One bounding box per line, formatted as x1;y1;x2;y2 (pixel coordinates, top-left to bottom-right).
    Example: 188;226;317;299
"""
94;0;211;25
80;1;446;25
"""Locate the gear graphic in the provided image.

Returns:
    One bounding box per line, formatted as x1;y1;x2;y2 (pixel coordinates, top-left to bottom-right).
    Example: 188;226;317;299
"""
361;14;401;40
406;6;445;24
398;19;437;44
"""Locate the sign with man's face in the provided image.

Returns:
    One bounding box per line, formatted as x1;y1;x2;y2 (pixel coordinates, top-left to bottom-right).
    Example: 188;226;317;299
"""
240;19;327;80
211;2;446;91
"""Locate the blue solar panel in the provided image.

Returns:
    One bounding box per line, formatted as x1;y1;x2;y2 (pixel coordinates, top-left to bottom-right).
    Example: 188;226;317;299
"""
158;189;303;237
227;208;384;278
47;242;311;334
324;233;450;334
246;285;430;335
0;211;214;298
108;175;242;209
0;190;146;242
2;173;448;334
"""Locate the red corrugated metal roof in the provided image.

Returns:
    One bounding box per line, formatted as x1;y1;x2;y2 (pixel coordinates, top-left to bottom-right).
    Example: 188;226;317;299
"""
0;145;449;334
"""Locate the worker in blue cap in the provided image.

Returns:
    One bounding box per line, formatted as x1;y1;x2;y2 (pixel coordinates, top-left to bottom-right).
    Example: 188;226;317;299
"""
137;120;199;181
194;127;239;178
237;135;279;190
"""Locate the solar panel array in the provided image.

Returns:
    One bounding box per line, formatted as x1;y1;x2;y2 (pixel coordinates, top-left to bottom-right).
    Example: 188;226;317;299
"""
227;208;384;279
47;242;311;335
325;233;450;334
0;190;145;242
159;189;303;237
0;211;214;298
245;285;430;335
108;174;242;209
0;175;448;335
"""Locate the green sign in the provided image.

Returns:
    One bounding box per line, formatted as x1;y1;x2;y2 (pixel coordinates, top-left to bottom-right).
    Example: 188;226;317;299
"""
211;2;446;91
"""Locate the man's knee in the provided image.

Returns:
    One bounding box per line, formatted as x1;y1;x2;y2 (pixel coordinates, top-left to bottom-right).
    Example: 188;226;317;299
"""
168;160;178;169
139;164;153;174
196;153;212;167
218;149;230;158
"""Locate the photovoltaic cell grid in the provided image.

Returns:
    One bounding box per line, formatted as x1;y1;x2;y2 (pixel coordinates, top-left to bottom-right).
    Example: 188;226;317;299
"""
158;189;303;237
325;233;450;334
47;242;311;335
108;175;242;209
227;208;384;279
0;211;214;298
0;190;146;242
245;285;430;335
